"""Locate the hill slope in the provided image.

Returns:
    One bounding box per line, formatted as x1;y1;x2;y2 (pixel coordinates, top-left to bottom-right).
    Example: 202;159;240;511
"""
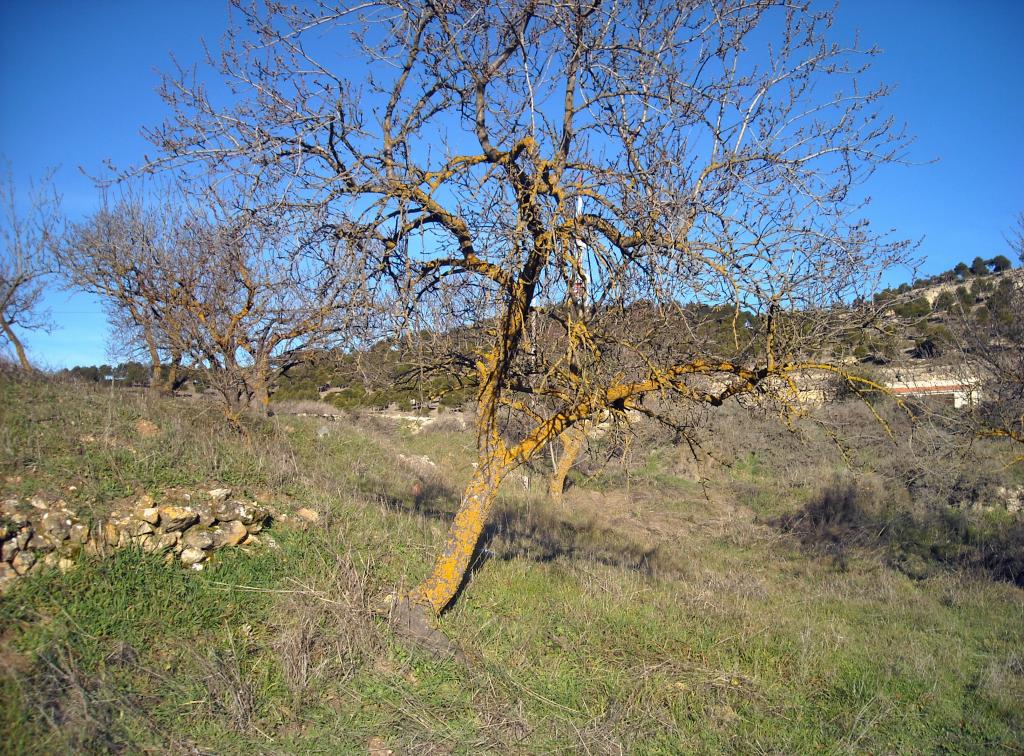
1;378;1022;753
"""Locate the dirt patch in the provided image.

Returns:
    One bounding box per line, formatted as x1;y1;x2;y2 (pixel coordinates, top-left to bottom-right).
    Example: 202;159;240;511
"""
135;419;159;438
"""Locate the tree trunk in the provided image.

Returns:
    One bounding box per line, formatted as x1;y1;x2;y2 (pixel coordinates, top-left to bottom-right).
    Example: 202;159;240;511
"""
409;455;510;614
1;318;32;372
548;425;585;504
149;361;166;394
249;370;271;417
142;326;167;394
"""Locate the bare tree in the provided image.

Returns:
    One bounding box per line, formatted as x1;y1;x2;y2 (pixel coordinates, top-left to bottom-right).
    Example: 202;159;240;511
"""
60;183;185;392
149;0;913;618
64;180;362;420
0;165;61;371
958;214;1024;463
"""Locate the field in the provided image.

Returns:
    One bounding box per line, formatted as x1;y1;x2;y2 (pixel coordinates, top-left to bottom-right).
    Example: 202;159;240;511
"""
2;377;1023;753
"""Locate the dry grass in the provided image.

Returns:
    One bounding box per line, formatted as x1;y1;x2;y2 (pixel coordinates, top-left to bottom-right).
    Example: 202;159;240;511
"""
272;551;382;698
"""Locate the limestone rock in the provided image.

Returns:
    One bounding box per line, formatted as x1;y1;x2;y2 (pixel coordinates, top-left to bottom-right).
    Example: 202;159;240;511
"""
12;550;36;575
41;511;72;541
136;507;160;526
193;501;216;528
58;558;75;573
295;507;320;524
69;523;90;544
180;547;206;566
103;521;120;547
0;562;17;587
235;502;263;526
58;540;82;558
208;488;232;502
133;533;154;550
2;498;24;517
182;528;214;551
133;521;155;537
15;527;32;549
1;538;17;562
27;533;54;553
158;506;198;532
29;496;48;510
212;500;240;522
135;418;159;438
213;520;247;548
155;531;180;551
367;736;394;755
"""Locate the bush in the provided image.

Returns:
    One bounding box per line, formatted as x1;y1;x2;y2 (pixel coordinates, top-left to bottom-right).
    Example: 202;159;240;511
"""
892;296;931;319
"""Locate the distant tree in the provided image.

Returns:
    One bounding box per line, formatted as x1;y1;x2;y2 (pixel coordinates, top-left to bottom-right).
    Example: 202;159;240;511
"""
953;262;970;280
989;254;1013;273
116;361;150;386
66;180;361;421
969;277;993;299
955;285;972;307
61;183;184;392
970;256;990;276
0;165;61;371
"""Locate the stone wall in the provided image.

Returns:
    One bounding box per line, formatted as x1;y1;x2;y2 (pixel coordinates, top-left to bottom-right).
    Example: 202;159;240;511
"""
0;488;275;592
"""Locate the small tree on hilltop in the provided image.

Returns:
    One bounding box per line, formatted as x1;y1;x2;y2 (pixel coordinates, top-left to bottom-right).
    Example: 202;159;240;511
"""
149;0;913;619
970;256;990;276
989;254;1012;273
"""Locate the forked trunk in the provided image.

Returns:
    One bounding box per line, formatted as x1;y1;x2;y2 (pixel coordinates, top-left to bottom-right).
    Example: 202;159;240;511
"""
409;456;510;614
548;425;585;504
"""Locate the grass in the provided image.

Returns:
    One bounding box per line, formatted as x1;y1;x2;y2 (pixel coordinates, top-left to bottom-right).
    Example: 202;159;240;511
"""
1;376;1023;752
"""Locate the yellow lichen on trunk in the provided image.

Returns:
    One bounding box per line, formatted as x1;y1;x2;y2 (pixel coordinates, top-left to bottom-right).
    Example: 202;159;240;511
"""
409;458;507;614
548;425;585;504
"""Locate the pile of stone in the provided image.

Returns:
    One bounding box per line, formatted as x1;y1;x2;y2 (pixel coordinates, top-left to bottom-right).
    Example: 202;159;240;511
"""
0;487;273;592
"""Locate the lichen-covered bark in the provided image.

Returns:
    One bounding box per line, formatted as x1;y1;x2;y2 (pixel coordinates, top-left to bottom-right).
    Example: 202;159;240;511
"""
548;425;585;504
409;456;508;614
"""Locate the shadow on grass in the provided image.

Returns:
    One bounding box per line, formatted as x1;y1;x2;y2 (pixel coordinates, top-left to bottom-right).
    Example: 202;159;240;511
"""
771;476;1024;586
378;476;663;582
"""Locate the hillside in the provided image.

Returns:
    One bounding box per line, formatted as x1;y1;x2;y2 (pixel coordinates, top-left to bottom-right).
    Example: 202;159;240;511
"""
1;376;1023;752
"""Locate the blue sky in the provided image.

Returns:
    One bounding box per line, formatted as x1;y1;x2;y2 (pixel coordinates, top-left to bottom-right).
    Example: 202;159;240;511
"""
1;0;1022;368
